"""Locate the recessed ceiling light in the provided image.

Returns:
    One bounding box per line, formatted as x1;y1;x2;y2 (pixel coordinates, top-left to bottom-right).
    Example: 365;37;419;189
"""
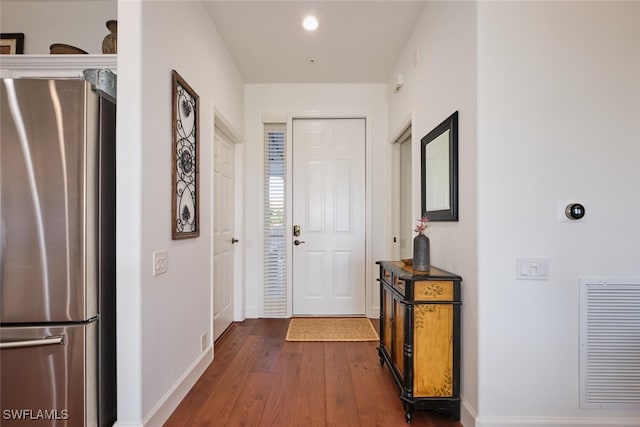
302;15;319;32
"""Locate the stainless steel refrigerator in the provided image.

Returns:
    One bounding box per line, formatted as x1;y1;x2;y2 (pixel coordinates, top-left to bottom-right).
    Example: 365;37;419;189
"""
0;70;117;427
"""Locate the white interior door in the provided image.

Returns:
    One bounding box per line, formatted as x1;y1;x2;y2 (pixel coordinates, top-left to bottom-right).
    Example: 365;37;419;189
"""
292;118;366;315
213;132;235;340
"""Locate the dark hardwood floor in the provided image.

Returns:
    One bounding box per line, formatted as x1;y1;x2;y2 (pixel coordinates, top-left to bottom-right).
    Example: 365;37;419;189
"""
164;318;463;427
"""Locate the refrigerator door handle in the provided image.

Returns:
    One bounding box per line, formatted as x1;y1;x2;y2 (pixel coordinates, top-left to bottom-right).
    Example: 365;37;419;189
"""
0;335;65;349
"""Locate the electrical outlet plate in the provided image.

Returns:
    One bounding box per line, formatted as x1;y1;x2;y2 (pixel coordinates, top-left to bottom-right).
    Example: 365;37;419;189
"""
153;250;168;276
201;333;207;352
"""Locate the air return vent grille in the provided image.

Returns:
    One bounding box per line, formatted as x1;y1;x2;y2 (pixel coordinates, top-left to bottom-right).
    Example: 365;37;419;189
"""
579;278;640;408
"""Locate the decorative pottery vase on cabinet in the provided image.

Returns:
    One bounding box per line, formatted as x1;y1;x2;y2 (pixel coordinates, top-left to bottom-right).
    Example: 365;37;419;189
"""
102;20;118;54
376;260;461;422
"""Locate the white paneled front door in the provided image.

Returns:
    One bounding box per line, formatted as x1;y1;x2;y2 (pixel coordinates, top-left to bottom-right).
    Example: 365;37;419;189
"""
213;131;235;340
292;118;366;315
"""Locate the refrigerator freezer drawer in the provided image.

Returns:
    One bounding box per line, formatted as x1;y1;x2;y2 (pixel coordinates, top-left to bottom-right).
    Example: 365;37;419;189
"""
0;322;97;427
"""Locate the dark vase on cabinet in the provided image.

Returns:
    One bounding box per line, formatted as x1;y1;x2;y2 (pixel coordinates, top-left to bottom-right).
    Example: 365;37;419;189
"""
412;232;430;271
376;260;461;423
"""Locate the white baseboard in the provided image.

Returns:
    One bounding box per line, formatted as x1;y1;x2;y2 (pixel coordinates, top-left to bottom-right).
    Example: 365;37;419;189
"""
475;416;640;427
140;347;213;427
461;397;478;427
459;399;640;427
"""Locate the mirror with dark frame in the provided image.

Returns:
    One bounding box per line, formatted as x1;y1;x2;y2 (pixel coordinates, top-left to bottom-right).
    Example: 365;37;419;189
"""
421;111;458;221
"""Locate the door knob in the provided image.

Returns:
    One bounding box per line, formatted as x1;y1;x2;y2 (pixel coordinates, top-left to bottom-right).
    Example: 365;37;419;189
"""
294;239;306;246
231;238;239;244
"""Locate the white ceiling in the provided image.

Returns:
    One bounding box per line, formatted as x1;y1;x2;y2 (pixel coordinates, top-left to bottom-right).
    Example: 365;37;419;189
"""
204;1;426;84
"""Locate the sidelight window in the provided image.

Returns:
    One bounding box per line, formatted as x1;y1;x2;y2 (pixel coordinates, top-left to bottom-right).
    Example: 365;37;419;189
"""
263;123;287;316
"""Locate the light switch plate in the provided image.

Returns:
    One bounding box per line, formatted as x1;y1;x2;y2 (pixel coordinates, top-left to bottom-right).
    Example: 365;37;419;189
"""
153;250;168;276
516;257;550;281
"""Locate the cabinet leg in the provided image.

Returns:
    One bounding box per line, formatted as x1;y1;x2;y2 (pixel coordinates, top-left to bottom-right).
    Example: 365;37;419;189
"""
403;403;412;423
447;403;461;422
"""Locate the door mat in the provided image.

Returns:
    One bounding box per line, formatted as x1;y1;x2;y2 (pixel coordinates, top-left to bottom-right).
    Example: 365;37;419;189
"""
285;317;379;342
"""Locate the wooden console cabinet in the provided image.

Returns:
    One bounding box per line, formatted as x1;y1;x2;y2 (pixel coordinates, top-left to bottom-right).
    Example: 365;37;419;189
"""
377;261;461;422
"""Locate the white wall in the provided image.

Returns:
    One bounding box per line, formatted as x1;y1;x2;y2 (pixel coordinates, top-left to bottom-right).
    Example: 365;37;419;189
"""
387;2;478;424
116;0;244;425
0;0;116;54
115;2;143;422
476;2;640;426
244;84;389;319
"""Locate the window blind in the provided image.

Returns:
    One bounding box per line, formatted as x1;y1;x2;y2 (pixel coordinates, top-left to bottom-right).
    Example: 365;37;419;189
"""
263;123;287;317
